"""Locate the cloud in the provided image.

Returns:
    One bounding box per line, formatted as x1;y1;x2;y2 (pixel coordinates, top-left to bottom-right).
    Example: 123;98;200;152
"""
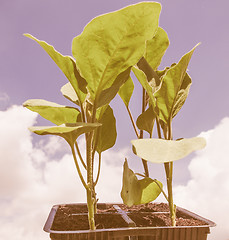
174;117;229;240
1;105;228;240
0;92;10;110
0;105;125;240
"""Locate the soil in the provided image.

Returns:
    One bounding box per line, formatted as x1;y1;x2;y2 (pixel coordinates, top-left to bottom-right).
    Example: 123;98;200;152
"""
51;203;207;231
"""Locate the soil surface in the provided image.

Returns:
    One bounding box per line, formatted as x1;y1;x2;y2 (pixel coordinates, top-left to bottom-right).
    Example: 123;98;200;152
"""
51;203;207;231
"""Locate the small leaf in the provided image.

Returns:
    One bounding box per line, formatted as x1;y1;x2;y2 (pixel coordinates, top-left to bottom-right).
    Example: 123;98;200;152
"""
23;99;80;125
61;82;79;105
145;27;170;70
154;44;200;123
136;106;156;135
172;73;192;118
72;2;161;102
131;137;206;163
121;160;162;207
24;34;87;104
121;160;141;207
97;67;131;108
118;76;134;107
96;105;117;153
138;178;163;205
132;67;156;107
29;122;101;146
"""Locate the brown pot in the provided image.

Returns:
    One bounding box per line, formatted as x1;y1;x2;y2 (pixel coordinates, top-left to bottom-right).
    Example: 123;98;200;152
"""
44;203;216;240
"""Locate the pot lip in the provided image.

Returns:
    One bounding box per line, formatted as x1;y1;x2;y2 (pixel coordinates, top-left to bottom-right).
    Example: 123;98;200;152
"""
44;202;216;234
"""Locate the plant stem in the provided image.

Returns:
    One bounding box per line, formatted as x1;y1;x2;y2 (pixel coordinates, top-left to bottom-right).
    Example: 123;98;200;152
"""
70;145;88;190
86;132;96;230
75;142;87;170
94;152;102;186
165;118;176;226
126;105;140;138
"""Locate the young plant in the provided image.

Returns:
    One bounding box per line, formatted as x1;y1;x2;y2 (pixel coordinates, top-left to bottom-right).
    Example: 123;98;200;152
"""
120;28;206;226
23;2;162;230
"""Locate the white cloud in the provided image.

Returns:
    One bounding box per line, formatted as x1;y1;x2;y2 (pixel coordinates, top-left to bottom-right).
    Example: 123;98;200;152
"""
0;92;10;110
174;117;229;240
1;105;228;240
0;105;124;240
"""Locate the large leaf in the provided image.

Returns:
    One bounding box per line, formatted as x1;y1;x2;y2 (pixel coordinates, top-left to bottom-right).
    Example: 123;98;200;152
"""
136;106;156;135
24;34;87;104
118;76;134;107
121;160;162;207
96;105;117;153
145;27;170;70
29;123;101;146
154;44;200;123
131;137;206;164
23;99;80;125
72;2;161;103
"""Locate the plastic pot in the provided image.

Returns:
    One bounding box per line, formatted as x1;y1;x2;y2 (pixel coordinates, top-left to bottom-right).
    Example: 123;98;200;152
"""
44;203;216;240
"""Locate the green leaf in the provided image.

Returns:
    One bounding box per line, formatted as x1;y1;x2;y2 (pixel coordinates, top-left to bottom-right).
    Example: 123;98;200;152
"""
72;2;161;103
132;67;156;107
145;27;170;70
97;67;131;108
131;137;206;164
154;44;200;123
96;105;117;153
61;82;79;105
24;34;87;104
137;57;161;86
23;99;80;125
121;160;162;207
118;76;134;107
29;122;101;146
172;73;192;118
136;106;156;135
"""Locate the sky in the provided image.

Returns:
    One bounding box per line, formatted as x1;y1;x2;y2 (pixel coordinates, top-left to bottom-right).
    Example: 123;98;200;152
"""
0;0;229;239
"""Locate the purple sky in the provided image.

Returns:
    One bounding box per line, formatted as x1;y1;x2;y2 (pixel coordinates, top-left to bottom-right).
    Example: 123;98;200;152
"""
0;1;229;239
1;0;229;139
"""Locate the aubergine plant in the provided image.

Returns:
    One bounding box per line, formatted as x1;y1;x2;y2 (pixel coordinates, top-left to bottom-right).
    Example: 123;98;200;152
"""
119;27;206;226
23;2;162;230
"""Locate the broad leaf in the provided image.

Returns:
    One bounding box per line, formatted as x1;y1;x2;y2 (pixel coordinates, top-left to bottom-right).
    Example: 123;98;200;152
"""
24;34;87;104
23;99;80;125
118;76;134;107
61;82;79;105
29;123;101;146
145;27;170;70
72;2;161;104
136;106;156;135
131;137;206;163
154;44;200;123
121;160;162;207
96;105;117;153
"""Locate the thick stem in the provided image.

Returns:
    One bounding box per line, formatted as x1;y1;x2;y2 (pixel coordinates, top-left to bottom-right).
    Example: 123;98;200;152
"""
86;132;96;230
165;118;176;226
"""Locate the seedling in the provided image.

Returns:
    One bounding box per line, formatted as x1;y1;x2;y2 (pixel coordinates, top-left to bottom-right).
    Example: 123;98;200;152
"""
23;2;161;230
